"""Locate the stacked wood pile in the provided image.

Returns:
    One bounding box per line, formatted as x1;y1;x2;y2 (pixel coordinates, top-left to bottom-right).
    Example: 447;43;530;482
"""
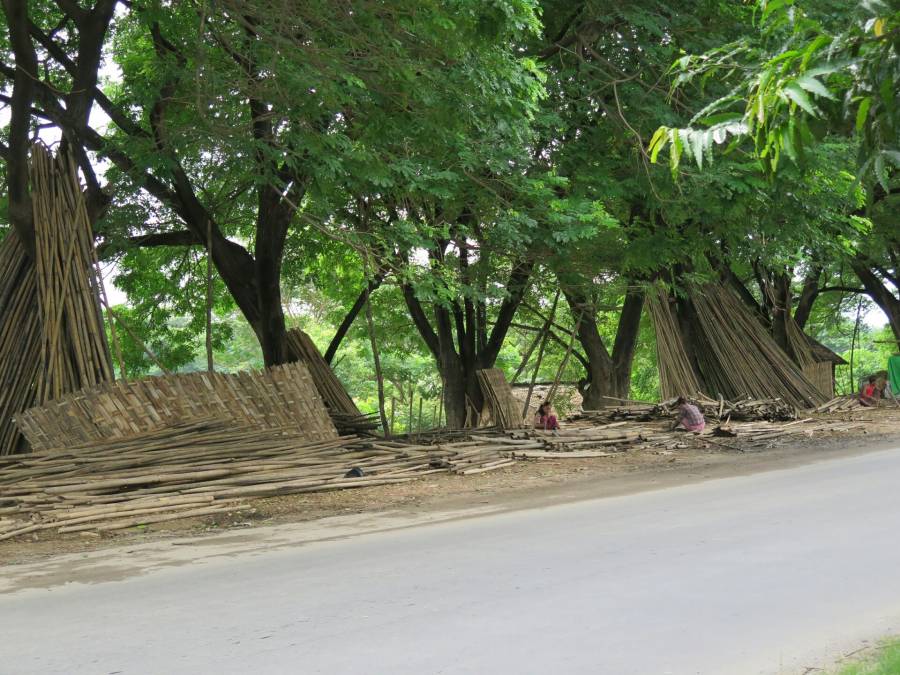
15;362;338;451
284;329;377;435
573;396;798;424
476;368;525;429
0;146;114;455
0;422;524;540
646;284;827;409
0;406;881;540
814;396;865;413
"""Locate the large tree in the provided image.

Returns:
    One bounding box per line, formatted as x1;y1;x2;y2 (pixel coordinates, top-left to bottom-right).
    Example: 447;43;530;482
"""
1;0;546;365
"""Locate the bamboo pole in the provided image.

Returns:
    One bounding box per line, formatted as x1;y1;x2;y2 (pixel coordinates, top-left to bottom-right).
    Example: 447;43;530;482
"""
205;218;214;373
363;282;389;436
522;290;560;421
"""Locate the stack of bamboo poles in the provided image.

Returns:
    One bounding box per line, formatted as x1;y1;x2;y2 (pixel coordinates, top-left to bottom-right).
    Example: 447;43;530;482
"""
690;285;826;409
0;145;113;455
31;145;113;401
0;421;522;540
647;284;826;409
284;329;377;435
0;233;41;455
645;289;703;399
476;368;525;429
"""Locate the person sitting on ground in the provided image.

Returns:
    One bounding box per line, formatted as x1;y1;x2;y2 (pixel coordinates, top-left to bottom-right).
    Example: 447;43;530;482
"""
535;401;560;431
672;396;705;432
860;375;880;407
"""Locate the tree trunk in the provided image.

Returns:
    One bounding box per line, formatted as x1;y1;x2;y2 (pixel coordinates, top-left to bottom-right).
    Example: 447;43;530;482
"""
324;272;386;364
793;267;822;330
611;288;644;396
851;258;900;342
565;288;644;409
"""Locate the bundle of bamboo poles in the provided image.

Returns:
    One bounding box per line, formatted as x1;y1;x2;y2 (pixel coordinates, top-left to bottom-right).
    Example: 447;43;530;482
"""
645;289;703;399
476;368;525;429
647;284;826;409
284;329;377;435
31;145;113;401
0;233;41;455
0;145;113;455
690;285;826;409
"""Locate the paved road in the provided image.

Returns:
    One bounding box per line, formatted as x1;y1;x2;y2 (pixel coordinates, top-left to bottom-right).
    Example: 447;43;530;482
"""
4;448;900;675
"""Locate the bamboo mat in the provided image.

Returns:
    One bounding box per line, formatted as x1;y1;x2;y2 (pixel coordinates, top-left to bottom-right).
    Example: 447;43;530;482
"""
15;362;339;451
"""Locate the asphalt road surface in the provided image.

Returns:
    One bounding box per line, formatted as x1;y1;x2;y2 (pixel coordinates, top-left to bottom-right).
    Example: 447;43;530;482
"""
4;447;900;675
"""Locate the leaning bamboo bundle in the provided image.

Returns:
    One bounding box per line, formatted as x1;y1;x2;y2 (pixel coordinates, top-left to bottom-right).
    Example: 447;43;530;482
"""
645;288;703;399
689;285;826;409
476;368;525;429
30;145;113;402
284;329;376;434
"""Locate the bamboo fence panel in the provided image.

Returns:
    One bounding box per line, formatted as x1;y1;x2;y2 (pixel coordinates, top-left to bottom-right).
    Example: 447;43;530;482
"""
15;362;338;451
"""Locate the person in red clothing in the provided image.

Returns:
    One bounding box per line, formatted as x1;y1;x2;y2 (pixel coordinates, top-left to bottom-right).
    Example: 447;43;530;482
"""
672;396;705;432
535;401;560;431
860;375;880;407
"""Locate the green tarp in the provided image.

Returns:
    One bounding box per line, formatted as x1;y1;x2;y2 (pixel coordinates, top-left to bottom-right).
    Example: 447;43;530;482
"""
890;354;900;395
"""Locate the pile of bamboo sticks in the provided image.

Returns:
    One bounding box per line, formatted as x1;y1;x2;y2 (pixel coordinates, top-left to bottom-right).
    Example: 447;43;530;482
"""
814;396;865;413
0;422;522;540
0;145;113;455
573;396;798;424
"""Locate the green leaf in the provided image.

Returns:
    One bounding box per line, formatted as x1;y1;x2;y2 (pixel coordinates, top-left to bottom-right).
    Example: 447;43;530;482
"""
794;75;836;100
648;127;668;163
783;83;819;116
856;97;873;131
874;153;888;191
691;130;705;169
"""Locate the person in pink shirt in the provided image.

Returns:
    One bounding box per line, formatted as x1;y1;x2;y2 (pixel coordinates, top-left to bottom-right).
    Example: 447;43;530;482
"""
672;396;705;432
534;401;560;431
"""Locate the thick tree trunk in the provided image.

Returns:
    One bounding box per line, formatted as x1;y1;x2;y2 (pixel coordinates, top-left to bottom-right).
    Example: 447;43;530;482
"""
851;258;900;343
3;0;39;256
770;273;792;354
793;267;822;330
565;288;644;410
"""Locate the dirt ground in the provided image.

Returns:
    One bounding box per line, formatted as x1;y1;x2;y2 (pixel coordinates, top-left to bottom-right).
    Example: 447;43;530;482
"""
3;409;900;568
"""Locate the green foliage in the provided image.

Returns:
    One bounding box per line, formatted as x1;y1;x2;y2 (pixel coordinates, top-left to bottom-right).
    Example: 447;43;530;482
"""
651;0;900;186
832;637;900;675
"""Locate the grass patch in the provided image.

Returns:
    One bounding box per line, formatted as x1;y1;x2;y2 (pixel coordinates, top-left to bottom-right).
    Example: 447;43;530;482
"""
834;639;900;674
